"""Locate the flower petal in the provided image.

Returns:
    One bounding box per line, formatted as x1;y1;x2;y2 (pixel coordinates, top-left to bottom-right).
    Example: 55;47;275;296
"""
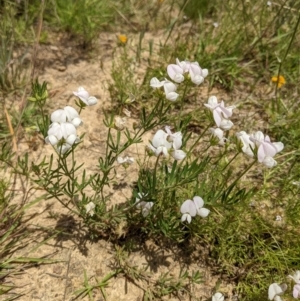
197;207;210;218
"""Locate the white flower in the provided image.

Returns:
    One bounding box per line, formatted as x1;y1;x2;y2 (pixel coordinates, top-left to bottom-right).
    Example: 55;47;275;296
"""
167;58;208;85
250;131;284;168
165;127;186;159
212;292;224;301
290;272;300;299
288;270;300;283
236;131;255;157
293;284;300;299
204;96;235;129
150;77;165;89
180;196;210;223
213;22;219;28
150;77;179;101
73;87;97;106
149;129;172;157
135;193;153;217
85;202;95;216
51;106;82;127
188;62;208;85
268;283;286;301
219;119;234;131
148;128;185;160
163;80;179;101
210;128;227;145
171;144;186;160
117;156;135;165
167;64;185;83
267;1;272;6
165;126;183;148
45;122;80;154
175;58;191;72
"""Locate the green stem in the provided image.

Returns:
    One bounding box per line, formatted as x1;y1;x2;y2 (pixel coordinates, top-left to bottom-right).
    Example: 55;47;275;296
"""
183;123;212;159
152;155;161;191
177;82;189;130
220;152;240;172
231;159;257;187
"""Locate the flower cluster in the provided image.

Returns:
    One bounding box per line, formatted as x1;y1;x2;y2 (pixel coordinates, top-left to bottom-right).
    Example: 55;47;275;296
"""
148;126;186;160
150;58;208;101
135;193;153;217
45;87;97;154
205;96;235;145
167;58;208;85
236;131;284;168
289;270;300;298
268;270;300;300
180;196;210;223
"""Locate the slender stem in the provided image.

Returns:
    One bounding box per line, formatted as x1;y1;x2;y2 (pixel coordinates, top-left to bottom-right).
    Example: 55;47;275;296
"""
231;159;257;187
220;152;240;172
184;123;212;159
177;82;189;130
152;155;161;191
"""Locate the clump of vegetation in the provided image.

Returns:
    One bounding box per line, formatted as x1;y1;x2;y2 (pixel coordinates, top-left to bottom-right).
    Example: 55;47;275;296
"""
1;0;300;300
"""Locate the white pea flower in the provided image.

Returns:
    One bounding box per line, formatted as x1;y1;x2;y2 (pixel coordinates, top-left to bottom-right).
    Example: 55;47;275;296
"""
250;131;284;168
51;106;82;127
163;80;179;101
148;128;186;160
150;77;179;101
289;271;300;283
45;122;80;154
236;131;255;157
135;193;153;217
268;283;286;301
219;119;234;131
167;64;185;83
149;129;172;157
212;292;224;301
267;1;272;6
73;87;97;106
204;96;235;129
165;126;183;148
180;196;210;223
210;128;227;145
85;202;95;216
175;58;191;73
117;156;135;165
165;126;186;159
171;144;186;160
288;271;300;298
188;62;208;85
150;77;165;89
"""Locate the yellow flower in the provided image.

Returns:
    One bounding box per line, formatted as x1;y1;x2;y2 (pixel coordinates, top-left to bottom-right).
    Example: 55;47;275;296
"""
271;75;286;88
118;34;127;44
